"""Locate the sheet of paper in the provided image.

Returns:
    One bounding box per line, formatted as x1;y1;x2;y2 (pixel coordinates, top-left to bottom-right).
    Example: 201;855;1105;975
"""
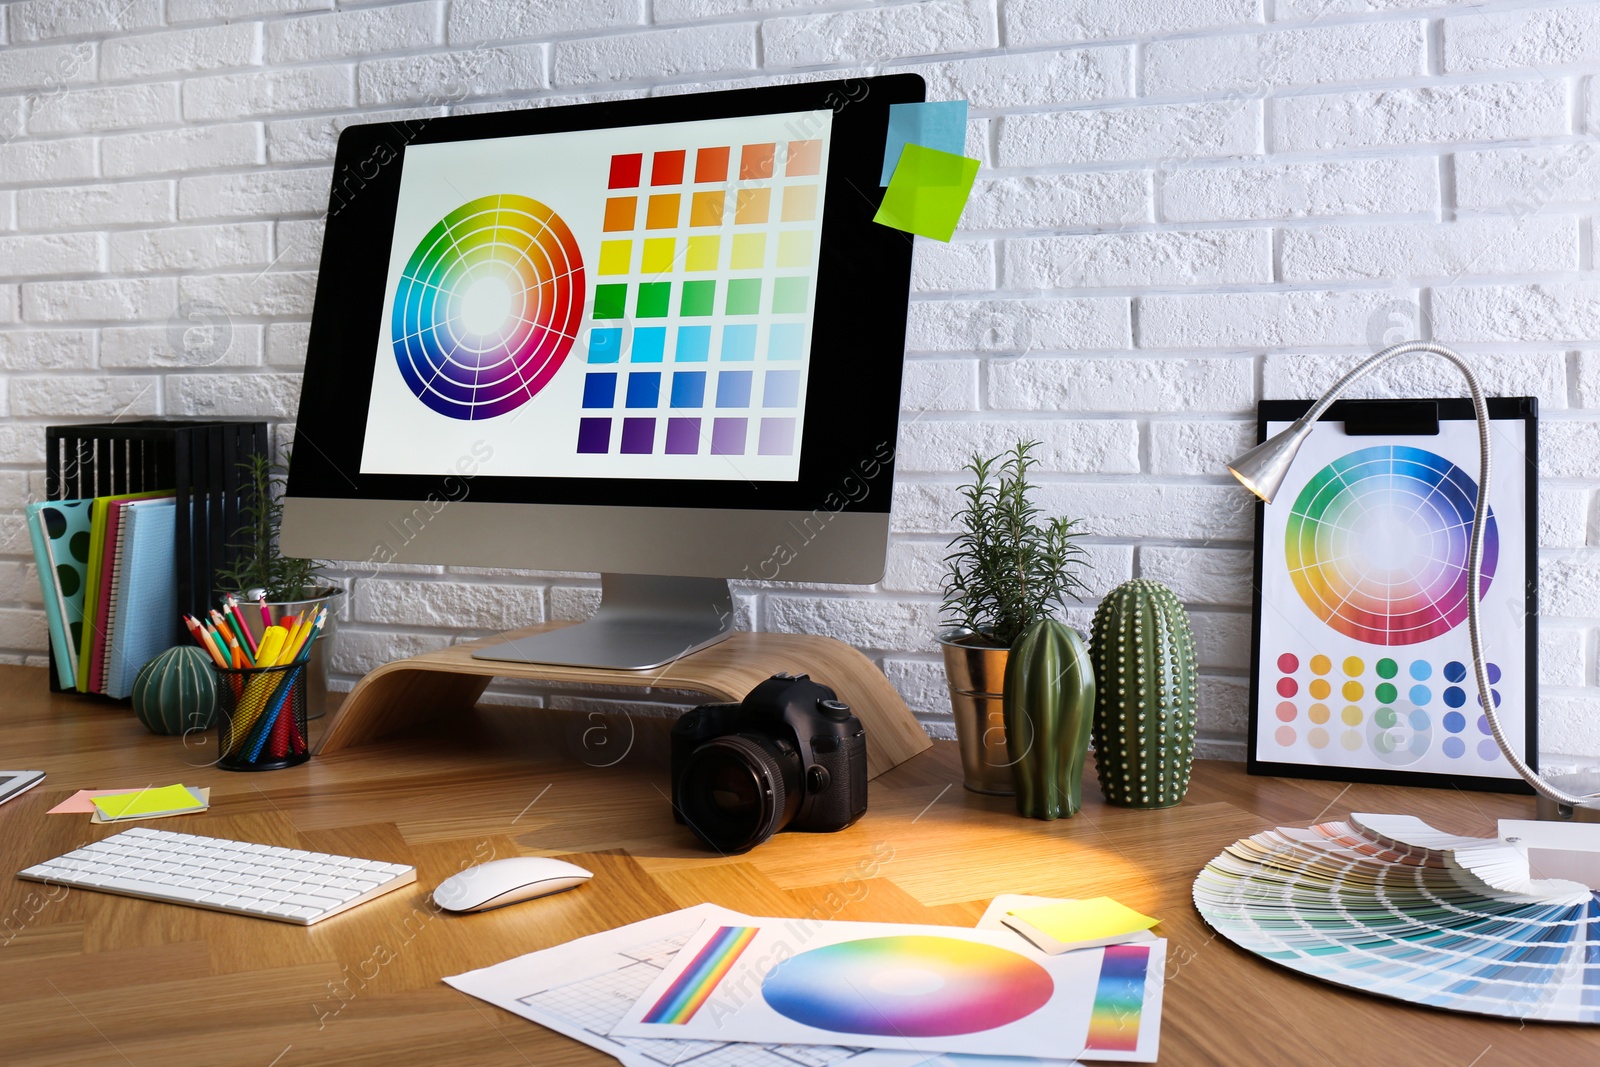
977;894;1071;932
89;784;207;821
873;144;979;242
880;100;968;184
443;903;924;1067
49;788;142;814
1010;898;1159;942
612;916;1164;1061
1500;818;1600;889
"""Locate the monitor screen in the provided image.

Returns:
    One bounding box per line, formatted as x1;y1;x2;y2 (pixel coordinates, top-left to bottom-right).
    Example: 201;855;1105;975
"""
284;76;921;591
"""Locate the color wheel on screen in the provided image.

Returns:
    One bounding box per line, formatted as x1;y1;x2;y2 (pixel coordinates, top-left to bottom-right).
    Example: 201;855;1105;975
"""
1285;445;1496;646
391;193;584;420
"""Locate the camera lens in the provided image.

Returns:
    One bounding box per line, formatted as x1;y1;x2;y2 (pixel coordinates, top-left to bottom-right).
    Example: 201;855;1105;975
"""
677;733;802;853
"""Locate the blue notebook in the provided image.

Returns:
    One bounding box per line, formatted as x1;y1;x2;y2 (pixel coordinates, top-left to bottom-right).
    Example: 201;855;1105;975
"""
105;499;178;700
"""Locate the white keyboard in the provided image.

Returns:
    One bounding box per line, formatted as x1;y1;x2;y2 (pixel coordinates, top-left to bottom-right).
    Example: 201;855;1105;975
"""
18;826;416;925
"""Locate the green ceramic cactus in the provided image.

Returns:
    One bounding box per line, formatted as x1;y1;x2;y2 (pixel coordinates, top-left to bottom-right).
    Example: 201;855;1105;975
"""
132;645;218;737
1089;579;1198;808
1003;618;1096;820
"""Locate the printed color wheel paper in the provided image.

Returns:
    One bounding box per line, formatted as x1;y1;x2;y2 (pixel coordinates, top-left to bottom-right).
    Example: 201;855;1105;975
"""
611;916;1164;1060
1250;409;1534;786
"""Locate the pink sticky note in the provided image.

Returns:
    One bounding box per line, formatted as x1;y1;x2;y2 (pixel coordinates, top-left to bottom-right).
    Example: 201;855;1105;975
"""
47;788;141;814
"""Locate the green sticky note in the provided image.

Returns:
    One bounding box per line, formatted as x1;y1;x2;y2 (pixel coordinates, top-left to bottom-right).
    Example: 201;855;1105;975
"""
91;783;206;820
873;143;979;243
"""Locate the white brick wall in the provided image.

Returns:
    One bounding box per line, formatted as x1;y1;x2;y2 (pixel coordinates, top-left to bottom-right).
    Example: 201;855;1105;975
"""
1;0;1597;766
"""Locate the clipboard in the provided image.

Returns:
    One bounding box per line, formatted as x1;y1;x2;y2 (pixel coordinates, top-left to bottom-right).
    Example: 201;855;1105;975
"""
1245;397;1538;793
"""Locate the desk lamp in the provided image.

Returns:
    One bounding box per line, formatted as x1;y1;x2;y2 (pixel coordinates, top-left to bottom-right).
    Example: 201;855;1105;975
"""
1227;340;1600;823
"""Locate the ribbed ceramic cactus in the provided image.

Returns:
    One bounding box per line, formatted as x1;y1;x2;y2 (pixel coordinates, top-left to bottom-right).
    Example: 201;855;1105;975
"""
1003;618;1096;820
1089;579;1197;808
132;645;218;737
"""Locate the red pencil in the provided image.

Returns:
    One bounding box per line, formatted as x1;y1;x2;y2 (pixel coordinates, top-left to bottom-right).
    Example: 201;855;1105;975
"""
257;591;271;630
225;595;259;658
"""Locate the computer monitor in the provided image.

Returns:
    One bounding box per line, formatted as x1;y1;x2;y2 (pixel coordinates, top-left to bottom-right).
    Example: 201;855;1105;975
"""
283;75;922;669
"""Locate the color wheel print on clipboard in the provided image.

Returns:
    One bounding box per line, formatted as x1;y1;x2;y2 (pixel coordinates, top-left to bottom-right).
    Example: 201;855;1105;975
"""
1246;397;1538;792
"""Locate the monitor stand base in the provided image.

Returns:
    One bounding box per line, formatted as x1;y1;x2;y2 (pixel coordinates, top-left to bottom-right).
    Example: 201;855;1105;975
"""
313;619;933;780
472;575;734;671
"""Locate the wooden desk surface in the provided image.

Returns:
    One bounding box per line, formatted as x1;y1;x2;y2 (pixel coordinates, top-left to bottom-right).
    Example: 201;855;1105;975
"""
1;663;1589;1065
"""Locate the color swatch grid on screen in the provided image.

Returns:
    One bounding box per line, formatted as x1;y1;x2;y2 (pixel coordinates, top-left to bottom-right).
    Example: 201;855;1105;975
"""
576;140;823;459
1285;445;1498;646
1269;652;1507;766
392;194;585;420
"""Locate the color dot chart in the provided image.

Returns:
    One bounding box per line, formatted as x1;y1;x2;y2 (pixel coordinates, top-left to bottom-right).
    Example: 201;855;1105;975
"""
1252;420;1531;784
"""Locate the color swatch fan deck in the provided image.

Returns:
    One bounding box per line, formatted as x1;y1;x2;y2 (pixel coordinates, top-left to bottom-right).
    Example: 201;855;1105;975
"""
362;112;833;483
1193;813;1600;1023
1252;421;1530;782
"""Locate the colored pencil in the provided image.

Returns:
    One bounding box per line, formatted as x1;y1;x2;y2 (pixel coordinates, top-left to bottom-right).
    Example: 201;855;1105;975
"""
183;614;227;667
224;597;258;658
257;592;271;630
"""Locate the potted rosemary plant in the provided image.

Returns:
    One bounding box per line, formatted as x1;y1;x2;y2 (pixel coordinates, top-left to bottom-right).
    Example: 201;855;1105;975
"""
939;441;1090;795
214;453;341;717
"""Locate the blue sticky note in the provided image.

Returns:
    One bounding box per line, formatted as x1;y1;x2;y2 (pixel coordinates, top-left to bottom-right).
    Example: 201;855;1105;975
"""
881;100;968;185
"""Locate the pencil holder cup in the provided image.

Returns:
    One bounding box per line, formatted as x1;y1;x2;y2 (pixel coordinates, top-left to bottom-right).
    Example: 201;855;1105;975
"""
214;663;310;771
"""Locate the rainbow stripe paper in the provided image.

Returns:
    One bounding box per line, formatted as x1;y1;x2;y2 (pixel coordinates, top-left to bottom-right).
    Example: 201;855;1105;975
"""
641;925;757;1024
1084;944;1150;1052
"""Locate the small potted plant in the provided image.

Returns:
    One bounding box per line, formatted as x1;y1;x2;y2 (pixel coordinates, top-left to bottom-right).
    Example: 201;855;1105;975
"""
214;452;341;717
939;440;1090;795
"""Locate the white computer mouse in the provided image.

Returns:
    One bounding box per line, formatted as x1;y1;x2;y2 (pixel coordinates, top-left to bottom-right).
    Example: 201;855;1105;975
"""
432;856;594;913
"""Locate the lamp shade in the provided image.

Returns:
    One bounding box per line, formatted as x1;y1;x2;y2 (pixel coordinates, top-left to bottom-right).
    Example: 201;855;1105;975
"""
1226;417;1314;503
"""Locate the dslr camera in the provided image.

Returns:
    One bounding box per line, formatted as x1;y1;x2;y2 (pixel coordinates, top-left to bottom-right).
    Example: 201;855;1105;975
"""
671;673;868;854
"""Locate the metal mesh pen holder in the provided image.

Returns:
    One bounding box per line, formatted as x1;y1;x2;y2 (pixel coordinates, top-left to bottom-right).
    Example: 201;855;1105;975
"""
215;663;310;771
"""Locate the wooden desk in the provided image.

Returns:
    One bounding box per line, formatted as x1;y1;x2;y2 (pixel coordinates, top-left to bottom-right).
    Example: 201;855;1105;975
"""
1;664;1588;1065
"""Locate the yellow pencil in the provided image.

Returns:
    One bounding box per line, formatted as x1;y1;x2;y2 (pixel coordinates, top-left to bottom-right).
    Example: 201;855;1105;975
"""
279;607;322;665
279;613;311;664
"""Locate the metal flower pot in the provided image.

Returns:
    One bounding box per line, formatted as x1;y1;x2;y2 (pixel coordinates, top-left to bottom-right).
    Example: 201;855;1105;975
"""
938;629;1015;795
228;587;343;720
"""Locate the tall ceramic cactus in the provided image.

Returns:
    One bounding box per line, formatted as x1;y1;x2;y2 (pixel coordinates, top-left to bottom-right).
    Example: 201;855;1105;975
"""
1003;619;1096;820
1089;579;1198;808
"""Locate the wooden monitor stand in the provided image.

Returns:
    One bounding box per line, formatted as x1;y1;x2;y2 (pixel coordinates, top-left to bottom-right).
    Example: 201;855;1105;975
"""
314;622;932;778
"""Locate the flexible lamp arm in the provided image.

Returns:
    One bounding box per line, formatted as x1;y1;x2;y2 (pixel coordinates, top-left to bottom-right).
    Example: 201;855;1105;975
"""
1237;341;1592;812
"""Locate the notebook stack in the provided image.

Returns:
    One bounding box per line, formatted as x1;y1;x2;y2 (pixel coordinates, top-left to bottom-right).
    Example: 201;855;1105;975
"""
27;491;179;696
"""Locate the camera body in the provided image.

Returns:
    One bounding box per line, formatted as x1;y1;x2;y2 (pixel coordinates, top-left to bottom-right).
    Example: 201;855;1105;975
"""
671;673;868;852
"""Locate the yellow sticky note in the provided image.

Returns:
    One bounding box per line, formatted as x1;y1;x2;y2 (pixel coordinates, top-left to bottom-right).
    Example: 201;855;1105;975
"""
872;142;979;243
90;784;206;820
1010;897;1158;942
